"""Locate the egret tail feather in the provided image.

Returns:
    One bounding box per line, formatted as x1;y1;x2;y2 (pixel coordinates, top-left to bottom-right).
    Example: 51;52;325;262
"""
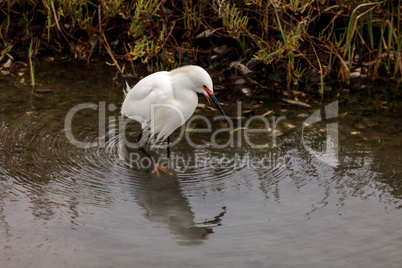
124;81;131;96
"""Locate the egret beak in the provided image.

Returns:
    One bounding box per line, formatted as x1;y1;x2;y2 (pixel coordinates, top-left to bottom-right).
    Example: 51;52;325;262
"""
203;86;231;125
203;93;211;105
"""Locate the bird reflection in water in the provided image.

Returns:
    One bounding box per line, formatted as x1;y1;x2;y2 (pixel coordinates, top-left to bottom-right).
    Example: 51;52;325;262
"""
125;157;225;246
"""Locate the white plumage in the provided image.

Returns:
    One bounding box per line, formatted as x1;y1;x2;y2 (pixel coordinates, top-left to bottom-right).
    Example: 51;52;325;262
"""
121;65;228;145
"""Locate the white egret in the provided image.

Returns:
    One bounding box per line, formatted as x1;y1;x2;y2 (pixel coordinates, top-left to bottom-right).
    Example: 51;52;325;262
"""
121;65;229;175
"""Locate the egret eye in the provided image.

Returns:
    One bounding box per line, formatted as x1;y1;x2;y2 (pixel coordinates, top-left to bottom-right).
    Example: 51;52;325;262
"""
202;85;213;95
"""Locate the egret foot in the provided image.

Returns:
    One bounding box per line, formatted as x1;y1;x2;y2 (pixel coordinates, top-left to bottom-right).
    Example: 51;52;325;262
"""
153;163;174;177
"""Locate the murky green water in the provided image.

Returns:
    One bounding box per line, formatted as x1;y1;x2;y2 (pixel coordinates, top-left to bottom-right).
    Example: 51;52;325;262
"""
1;63;401;267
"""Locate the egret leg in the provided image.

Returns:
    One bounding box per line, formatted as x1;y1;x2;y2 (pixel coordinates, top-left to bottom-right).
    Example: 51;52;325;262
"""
134;129;173;177
167;136;171;158
136;128;144;147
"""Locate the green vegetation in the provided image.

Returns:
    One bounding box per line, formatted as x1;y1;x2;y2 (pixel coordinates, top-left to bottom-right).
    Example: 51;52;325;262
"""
0;0;401;90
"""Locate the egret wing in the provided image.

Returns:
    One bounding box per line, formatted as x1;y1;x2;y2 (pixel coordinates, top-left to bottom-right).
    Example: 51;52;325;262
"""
121;71;171;126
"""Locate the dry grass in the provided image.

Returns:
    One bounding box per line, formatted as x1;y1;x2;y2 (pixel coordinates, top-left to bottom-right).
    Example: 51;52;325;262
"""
0;0;401;90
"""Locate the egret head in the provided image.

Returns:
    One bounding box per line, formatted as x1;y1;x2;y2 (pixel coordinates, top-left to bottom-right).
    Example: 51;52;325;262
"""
170;65;230;125
193;67;230;126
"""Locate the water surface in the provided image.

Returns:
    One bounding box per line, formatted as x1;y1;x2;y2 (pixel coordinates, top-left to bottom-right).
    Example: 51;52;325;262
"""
1;63;401;267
